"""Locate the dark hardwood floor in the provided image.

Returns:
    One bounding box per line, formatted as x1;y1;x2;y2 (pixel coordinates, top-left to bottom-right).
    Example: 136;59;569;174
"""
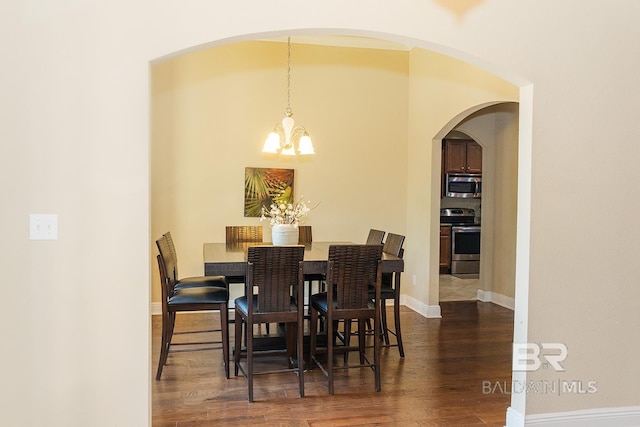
152;301;513;426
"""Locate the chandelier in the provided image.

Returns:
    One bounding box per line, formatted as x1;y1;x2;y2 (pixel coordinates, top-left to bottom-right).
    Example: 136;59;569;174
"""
262;37;315;155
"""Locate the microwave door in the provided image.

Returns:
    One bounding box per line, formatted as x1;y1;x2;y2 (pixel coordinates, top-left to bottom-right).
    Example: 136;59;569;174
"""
447;179;476;198
446;174;481;198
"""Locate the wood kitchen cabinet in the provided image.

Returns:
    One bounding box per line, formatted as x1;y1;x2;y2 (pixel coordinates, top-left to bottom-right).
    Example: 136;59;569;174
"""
443;139;482;174
439;224;451;274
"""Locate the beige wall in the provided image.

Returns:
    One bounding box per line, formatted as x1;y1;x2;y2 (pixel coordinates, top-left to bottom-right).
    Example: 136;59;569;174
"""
492;106;519;298
456;103;519;300
407;49;518;309
6;1;640;425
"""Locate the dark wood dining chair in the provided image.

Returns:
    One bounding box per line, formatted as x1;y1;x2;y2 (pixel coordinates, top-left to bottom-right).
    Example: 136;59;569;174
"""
155;251;229;380
224;225;263;285
309;244;383;395
233;245;305;402
366;229;385;245
370;233;406;357
225;225;266;328
297;225;325;319
297;225;313;244
157;232;228;292
225;225;263;243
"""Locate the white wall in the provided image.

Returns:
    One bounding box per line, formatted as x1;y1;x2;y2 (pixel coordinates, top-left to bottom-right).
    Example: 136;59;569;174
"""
4;1;640;425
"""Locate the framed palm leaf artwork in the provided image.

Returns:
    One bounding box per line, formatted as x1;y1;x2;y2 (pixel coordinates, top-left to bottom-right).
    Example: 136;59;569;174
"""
244;167;295;217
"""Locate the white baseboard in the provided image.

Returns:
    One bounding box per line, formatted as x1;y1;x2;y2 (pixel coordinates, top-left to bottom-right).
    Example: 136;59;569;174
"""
400;290;514;320
477;289;515;311
151;302;161;315
401;294;441;318
506;406;640;427
506;407;524;427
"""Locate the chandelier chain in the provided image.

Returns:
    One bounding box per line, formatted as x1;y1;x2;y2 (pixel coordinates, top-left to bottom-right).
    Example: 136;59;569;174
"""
286;36;292;116
261;35;314;155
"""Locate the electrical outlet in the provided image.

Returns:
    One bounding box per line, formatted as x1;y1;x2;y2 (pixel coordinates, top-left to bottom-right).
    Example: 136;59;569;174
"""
30;214;58;240
412;274;416;286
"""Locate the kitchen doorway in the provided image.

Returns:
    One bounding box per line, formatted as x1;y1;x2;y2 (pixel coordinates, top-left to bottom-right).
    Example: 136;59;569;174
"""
437;104;519;306
439;130;482;302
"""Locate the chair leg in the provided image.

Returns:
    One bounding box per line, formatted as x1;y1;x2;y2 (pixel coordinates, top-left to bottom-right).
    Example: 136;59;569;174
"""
374;312;381;392
234;311;242;377
297;319;305;398
306;280;313;319
156;310;176;380
309;307;318;370
343;319;351;363
394;297;405;358
358;319;367;365
247;317;254;402
220;306;229;379
327;313;334;396
168;312;176;340
380;299;390;345
155;320;168;381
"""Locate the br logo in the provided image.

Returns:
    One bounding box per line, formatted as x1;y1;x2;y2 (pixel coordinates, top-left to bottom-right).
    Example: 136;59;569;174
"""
512;343;568;372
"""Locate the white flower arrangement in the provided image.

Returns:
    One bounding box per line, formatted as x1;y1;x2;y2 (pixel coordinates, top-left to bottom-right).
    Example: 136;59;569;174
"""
260;196;312;226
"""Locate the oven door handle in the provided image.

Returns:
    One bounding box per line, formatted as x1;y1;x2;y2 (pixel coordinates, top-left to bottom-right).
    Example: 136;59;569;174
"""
452;226;481;232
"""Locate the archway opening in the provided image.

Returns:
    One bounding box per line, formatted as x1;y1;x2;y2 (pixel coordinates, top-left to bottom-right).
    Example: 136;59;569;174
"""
149;32;532;418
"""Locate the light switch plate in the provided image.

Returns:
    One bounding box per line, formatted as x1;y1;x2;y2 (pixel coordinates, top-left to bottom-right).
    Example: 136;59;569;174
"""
30;214;58;240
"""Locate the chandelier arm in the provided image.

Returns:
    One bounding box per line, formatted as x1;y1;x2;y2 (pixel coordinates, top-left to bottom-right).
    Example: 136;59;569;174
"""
290;126;307;139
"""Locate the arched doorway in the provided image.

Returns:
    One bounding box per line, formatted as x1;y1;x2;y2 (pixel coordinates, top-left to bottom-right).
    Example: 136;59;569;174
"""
150;33;533;420
436;103;519;309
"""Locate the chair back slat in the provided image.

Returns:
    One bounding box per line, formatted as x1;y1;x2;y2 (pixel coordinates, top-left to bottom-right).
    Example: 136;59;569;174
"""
226;226;263;243
247;245;305;313
156;254;174;308
298;225;313;244
383;233;405;257
365;229;385;245
156;234;178;290
327;244;383;309
163;232;178;276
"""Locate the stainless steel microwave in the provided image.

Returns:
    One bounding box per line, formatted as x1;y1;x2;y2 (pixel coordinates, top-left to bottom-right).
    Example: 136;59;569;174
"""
445;174;482;198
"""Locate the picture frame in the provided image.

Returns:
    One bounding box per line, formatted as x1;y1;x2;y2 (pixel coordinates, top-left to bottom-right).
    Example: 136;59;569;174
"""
244;167;294;217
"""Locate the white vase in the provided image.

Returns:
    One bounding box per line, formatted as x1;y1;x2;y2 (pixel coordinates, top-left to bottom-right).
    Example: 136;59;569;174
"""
271;224;299;245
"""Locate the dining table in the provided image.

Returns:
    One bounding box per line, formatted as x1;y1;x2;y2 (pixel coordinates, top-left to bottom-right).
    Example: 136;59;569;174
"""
203;241;404;278
202;241;405;354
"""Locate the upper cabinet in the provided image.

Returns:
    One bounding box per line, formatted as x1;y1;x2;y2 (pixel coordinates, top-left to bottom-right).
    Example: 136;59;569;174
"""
443;139;482;174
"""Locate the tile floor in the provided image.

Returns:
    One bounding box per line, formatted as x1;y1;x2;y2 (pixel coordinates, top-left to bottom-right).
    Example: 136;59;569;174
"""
439;274;479;301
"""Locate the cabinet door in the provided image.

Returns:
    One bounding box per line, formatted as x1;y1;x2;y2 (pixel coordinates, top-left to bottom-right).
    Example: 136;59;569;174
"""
444;140;468;173
465;142;483;173
439;225;451;273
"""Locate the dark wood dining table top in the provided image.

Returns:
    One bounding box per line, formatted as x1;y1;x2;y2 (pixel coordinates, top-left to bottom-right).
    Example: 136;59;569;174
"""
203;241;404;277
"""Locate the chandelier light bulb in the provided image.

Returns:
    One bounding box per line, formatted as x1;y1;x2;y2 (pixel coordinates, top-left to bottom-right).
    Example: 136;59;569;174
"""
298;134;315;155
263;132;280;154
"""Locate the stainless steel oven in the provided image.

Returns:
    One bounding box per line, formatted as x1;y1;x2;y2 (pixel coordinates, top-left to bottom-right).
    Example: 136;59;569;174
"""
451;225;481;274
